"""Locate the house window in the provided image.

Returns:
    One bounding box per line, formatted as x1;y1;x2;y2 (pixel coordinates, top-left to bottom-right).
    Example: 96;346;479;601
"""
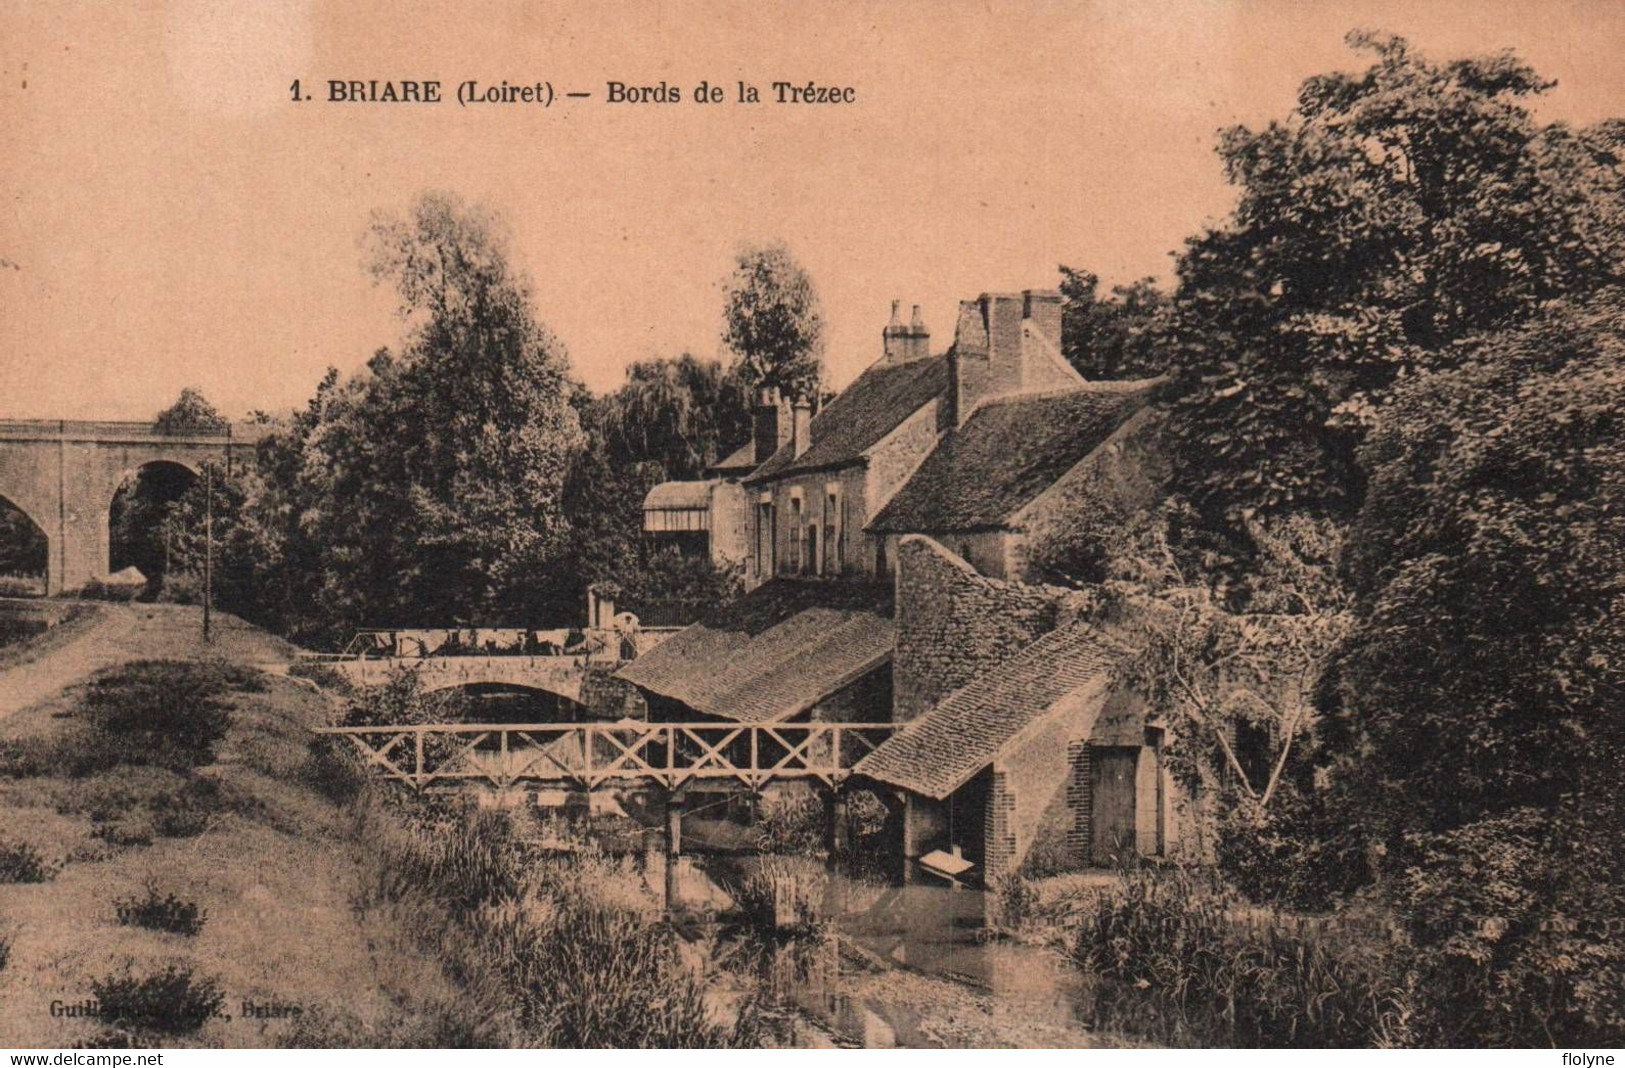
788;495;802;574
824;486;841;576
807;522;820;576
755;501;775;577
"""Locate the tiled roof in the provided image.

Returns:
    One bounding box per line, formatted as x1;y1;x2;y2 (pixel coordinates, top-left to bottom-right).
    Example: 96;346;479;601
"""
854;623;1126;798
643;480;712;510
868;380;1157;534
746;356;950;483
710;441;758;475
614;580;895;723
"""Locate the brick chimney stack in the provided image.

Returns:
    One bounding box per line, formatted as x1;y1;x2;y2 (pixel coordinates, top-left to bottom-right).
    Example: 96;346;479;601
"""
947;287;1080;425
905;304;930;362
882;300;909;364
753;388;792;464
792;398;813;458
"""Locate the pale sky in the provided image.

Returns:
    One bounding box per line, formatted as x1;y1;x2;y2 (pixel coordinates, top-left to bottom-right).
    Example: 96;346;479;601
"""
3;0;1623;420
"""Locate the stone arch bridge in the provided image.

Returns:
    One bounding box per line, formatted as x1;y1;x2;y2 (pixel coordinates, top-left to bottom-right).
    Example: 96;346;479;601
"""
0;420;267;594
320;653;593;705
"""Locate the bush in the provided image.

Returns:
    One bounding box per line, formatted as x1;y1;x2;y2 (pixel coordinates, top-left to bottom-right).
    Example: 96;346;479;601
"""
1072;867;1416;1047
79;774;227;846
359;807;521;916
152;777;224;837
0;574;43;597
750;791;824;856
91;964;225;1034
305;733;367;804
77;660;247;772
988;873;1042;932
728;855;829;935
152;572;202;605
1391;810;1625;1047
0;738;53;778
79;578;141;602
114;886;207;936
0;838;57;883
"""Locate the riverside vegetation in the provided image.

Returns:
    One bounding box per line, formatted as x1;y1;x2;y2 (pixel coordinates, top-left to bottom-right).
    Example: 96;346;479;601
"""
0;613;774;1047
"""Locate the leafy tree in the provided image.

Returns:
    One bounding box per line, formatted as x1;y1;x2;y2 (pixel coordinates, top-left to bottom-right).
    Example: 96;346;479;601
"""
596;355;752;481
562;354;751;612
352;192;584;622
1314;292;1625;1043
1102;504;1350;876
1163;32;1625;528
154;388;227;434
1058;266;1167;380
203;194;585;642
721;241;825;402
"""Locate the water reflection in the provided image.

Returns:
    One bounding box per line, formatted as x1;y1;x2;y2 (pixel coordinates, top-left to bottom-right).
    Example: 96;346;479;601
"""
742;876;1102;1047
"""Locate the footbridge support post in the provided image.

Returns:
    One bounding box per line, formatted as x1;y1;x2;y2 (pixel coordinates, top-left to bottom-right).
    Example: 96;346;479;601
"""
664;789;686;911
823;788;851;875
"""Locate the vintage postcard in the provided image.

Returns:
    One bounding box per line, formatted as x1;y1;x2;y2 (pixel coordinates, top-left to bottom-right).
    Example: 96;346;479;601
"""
1;0;1621;1054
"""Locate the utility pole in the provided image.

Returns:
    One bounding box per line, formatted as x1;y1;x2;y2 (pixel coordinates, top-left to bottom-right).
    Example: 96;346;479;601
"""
202;463;213;644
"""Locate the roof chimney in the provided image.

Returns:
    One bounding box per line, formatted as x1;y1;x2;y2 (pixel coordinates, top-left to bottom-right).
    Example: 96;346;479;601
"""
882;299;910;365
753;388;791;464
792;398;813;458
905;304;930;362
947;289;1079;424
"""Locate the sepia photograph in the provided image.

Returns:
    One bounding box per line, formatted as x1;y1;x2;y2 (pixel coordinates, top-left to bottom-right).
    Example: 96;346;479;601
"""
0;0;1621;1054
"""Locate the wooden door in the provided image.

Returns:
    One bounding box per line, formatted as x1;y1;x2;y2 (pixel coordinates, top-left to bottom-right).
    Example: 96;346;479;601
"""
1091;747;1139;865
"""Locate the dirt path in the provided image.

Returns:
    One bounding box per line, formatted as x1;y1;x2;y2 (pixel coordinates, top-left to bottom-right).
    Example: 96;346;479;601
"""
0;601;302;718
0;602;136;718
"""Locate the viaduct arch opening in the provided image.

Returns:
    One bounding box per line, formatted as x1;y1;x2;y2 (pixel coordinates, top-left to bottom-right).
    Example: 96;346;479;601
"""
108;460;200;592
0;495;48;597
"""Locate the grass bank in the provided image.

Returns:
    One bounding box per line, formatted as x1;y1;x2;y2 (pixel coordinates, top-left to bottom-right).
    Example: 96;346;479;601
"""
0;653;478;1047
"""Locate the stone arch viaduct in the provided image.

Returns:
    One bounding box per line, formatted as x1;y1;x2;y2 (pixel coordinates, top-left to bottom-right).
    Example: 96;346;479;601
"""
0;420;268;595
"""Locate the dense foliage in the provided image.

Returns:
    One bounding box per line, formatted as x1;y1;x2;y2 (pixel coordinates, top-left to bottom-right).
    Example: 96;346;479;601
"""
1162;31;1625;528
1311;294;1625;1043
132;199;759;643
1058;265;1167;380
1055;34;1625;1046
562;354;750;617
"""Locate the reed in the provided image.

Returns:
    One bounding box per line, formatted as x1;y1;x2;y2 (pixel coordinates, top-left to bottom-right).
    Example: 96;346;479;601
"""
1071;866;1417;1047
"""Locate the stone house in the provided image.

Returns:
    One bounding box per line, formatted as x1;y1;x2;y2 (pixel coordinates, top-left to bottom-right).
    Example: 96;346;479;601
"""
620;283;1191;884
869;379;1163;583
853;536;1197;879
638;424;762;572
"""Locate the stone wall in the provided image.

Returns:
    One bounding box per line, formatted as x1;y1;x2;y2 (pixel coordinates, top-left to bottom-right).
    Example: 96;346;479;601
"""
892;534;1081;723
984;769;1017;877
987;677;1110;878
580;666;648;720
0;430;255;595
707;478;750;569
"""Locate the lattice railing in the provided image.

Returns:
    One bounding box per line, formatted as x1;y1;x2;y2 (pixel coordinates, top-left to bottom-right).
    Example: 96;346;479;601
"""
315;720;899;791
